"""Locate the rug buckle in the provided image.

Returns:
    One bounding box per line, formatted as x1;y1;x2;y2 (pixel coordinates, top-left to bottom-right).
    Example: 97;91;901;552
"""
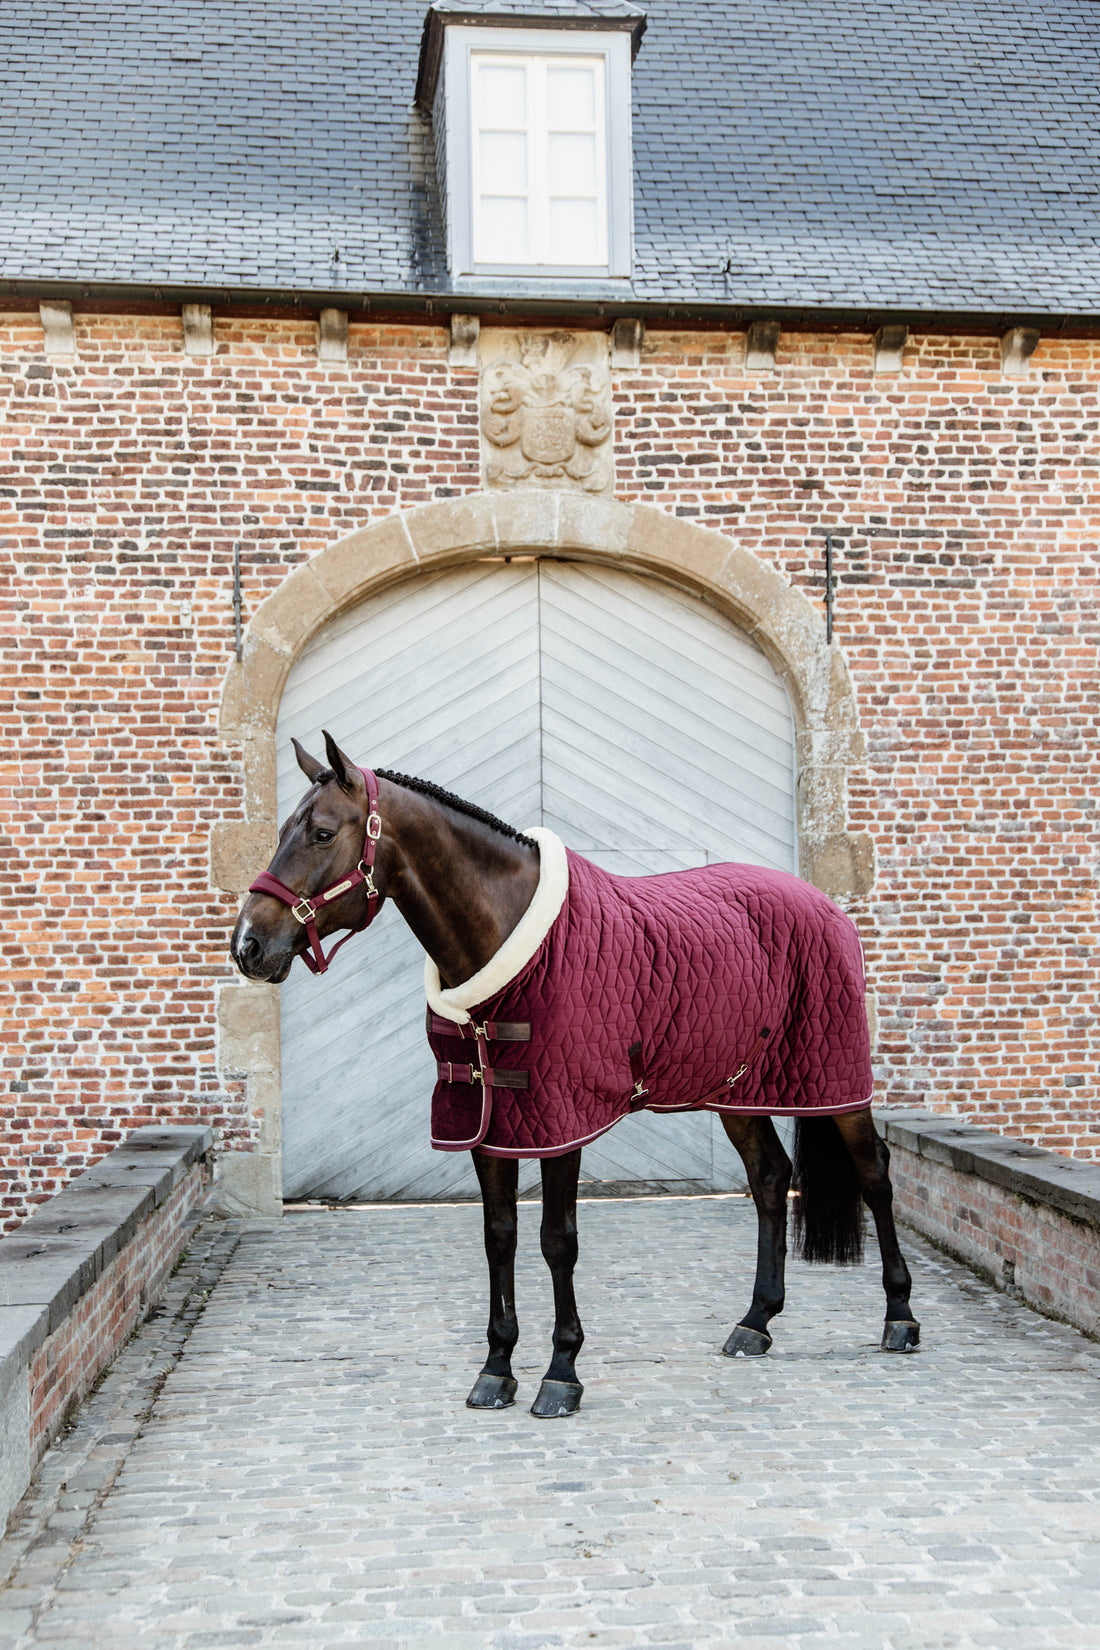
727;1063;748;1087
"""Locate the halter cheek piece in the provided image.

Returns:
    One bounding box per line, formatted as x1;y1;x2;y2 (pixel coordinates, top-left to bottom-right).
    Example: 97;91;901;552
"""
247;766;383;975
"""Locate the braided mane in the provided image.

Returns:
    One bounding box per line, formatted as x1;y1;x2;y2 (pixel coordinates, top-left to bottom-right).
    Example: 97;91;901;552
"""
376;769;538;851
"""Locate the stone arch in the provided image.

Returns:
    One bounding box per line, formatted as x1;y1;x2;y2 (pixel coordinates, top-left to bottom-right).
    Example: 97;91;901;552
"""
212;492;872;1214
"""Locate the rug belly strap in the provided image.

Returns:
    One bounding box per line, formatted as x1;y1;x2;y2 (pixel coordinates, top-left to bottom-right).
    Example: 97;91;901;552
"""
436;1061;530;1091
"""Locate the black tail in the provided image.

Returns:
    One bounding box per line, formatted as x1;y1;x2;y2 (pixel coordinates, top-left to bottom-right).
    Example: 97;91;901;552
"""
792;1116;865;1265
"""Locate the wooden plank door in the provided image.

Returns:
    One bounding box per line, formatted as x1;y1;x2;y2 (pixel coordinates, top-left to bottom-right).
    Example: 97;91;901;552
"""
276;558;796;1200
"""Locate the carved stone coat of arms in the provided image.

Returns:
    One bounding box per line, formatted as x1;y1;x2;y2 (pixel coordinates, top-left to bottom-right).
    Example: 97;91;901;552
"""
480;334;613;494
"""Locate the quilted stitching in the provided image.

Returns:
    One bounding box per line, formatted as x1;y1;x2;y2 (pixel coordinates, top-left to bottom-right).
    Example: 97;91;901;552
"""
429;852;872;1158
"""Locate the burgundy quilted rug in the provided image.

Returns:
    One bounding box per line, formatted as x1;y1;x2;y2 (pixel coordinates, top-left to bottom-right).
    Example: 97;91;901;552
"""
425;831;873;1159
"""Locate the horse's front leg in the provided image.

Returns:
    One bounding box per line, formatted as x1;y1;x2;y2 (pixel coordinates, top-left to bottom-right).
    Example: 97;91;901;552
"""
720;1115;791;1356
530;1148;585;1418
467;1150;520;1409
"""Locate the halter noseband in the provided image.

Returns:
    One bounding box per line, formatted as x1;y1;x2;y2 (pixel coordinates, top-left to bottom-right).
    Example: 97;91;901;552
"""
247;766;383;975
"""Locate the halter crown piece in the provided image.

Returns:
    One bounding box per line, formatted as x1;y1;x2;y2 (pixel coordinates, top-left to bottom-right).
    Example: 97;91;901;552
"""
248;766;383;975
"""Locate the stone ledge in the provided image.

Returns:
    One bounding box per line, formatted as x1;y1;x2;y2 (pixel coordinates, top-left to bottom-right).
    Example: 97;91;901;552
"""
0;1126;213;1532
881;1109;1100;1341
882;1110;1100;1229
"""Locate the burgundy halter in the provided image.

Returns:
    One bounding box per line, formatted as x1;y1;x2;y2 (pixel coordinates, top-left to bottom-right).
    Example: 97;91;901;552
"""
248;766;383;975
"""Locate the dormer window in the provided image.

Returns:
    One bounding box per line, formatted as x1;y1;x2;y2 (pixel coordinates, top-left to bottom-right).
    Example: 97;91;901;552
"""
417;9;644;280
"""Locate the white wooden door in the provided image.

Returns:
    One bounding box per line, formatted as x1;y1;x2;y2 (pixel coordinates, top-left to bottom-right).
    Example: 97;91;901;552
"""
276;558;797;1201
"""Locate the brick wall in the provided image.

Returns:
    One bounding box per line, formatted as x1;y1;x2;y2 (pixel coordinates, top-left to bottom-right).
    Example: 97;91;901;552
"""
2;307;1097;1229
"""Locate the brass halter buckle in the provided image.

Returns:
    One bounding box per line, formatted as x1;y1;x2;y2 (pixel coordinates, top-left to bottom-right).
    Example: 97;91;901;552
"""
291;896;316;925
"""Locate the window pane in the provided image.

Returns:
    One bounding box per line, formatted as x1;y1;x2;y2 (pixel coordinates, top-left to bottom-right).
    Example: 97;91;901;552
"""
548;132;597;195
477;196;530;262
476;62;526;126
479;130;528;193
546;65;596;129
548;197;600;263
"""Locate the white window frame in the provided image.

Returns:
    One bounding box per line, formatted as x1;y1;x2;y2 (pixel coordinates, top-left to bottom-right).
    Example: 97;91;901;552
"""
443;25;634;280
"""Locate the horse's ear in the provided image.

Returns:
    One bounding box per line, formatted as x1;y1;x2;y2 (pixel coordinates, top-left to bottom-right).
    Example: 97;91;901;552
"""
292;738;327;784
322;730;364;793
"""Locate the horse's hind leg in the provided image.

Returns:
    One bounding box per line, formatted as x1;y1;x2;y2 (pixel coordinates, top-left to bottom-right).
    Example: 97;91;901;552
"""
832;1109;920;1352
531;1148;585;1418
467;1150;520;1409
720;1115;791;1357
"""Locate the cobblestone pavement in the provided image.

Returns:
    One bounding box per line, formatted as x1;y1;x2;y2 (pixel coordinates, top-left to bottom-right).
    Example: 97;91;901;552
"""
1;1195;1099;1650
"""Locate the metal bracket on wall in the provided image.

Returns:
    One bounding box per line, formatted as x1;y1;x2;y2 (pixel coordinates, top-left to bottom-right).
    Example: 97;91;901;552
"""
824;533;836;645
233;543;243;661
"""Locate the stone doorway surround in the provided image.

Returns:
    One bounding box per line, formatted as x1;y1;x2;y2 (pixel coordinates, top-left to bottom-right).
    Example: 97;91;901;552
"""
212;493;873;1215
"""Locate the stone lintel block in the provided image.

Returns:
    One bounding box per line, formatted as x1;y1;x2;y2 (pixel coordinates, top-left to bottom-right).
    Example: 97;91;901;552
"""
218;981;280;1078
212;1151;282;1218
611;317;644;369
627;505;729;590
864;986;878;1052
797;762;847;839
796;725;865;773
800;832;875;898
873;324;908;373
1001;326;1040;378
211;819;277;894
716;541;796;635
312;513;418;609
449;313;480;369
406;494;499;563
220;633;296;739
318;308;348;363
39;300;75;357
182;303;215;357
487;491;559;555
745;320;780;370
558;493;633;558
239;733;277;819
249;562;333;658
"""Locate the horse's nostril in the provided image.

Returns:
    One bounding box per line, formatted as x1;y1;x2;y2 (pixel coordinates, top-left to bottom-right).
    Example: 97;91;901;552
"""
235;935;262;972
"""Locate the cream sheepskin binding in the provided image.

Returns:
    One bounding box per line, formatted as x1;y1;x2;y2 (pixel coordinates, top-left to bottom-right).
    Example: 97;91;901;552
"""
424;828;569;1025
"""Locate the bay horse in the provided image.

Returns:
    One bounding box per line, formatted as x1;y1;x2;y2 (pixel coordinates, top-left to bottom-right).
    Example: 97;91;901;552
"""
231;732;919;1419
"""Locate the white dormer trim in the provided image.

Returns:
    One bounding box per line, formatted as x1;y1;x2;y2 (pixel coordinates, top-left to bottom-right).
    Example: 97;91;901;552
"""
432;24;635;280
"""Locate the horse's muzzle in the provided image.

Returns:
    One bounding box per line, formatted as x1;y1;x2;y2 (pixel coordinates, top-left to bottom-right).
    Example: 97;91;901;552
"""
230;925;294;984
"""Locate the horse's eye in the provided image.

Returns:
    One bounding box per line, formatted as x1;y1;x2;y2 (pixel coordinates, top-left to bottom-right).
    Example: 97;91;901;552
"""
313;829;335;845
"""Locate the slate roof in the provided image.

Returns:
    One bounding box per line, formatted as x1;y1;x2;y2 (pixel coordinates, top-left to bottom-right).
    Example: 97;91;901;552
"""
2;0;1099;316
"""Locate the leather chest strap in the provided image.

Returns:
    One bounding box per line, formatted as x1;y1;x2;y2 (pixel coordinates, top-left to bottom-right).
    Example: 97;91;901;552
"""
428;1013;531;1043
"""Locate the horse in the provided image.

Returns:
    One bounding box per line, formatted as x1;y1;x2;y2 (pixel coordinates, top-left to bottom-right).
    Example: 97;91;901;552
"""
230;731;919;1419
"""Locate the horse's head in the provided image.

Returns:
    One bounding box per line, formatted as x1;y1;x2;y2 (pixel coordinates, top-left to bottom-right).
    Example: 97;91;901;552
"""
230;730;383;983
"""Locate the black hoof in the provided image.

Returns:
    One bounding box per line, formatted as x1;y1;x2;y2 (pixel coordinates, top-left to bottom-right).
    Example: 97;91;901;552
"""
466;1373;518;1409
530;1378;583;1418
881;1319;921;1353
723;1324;772;1358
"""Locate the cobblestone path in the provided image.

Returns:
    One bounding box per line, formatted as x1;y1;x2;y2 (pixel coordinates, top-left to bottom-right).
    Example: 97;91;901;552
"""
1;1196;1098;1649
